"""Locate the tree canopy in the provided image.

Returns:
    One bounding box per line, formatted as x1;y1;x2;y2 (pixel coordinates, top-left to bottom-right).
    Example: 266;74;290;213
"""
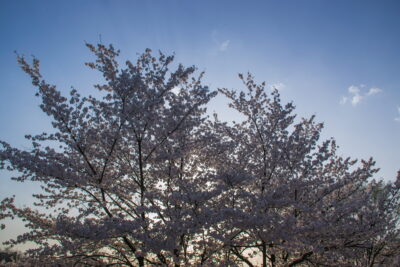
1;44;399;266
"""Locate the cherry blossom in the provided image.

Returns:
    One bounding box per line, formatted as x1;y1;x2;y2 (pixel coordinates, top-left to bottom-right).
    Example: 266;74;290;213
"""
0;44;399;266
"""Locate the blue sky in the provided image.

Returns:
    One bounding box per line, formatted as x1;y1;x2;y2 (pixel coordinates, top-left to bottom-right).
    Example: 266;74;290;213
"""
1;0;400;246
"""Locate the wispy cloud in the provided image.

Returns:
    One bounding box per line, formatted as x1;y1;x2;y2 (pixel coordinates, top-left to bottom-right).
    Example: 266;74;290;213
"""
212;30;230;52
269;82;285;91
395;106;400;122
219;40;230;51
351;93;363;106
340;84;382;106
367;87;382;96
348;85;360;95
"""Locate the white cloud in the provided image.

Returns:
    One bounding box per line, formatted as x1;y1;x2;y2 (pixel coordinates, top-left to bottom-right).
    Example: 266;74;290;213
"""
219;40;230;51
351;94;363;106
367;87;382;96
395;106;400;122
340;84;382;107
269;82;285;91
348;85;360;94
212;30;230;52
346;85;362;106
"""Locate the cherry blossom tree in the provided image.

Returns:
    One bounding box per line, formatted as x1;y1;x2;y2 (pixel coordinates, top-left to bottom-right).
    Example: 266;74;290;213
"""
0;44;399;266
0;44;219;266
207;74;400;266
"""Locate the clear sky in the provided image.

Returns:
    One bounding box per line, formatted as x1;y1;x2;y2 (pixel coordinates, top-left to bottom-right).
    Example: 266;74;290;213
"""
1;0;400;247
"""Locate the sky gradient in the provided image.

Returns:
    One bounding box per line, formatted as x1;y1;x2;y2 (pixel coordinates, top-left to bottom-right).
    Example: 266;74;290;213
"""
1;0;400;248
